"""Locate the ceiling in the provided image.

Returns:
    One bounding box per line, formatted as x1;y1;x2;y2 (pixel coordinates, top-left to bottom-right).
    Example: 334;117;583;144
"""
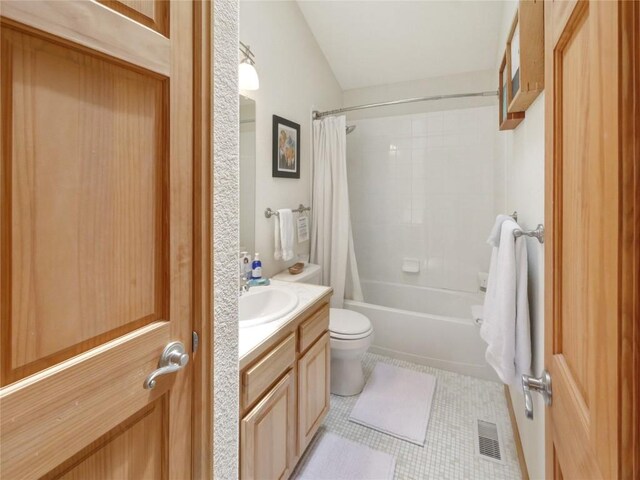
297;1;506;90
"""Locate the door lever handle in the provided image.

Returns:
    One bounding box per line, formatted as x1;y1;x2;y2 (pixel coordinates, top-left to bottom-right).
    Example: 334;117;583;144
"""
521;370;552;420
144;341;189;389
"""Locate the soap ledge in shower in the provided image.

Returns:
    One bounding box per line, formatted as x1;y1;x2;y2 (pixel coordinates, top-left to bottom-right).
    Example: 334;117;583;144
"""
402;258;420;273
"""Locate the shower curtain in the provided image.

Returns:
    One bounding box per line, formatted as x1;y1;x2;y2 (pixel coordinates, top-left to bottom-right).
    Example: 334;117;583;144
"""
310;115;363;308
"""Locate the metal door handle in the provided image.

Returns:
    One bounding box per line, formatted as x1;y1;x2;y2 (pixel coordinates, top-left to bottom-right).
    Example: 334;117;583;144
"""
522;370;552;420
144;341;189;389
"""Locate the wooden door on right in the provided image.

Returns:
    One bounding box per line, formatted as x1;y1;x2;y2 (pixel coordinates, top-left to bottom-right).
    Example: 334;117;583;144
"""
544;1;639;478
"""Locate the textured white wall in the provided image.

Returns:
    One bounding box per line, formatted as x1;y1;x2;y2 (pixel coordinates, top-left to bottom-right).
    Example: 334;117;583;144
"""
347;106;498;294
239;0;342;278
213;0;239;478
495;2;546;479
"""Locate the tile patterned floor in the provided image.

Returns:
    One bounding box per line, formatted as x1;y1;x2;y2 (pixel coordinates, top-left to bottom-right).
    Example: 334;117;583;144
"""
296;352;523;480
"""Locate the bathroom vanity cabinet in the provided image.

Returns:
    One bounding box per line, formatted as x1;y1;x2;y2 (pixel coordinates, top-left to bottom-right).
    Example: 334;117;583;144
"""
239;297;331;480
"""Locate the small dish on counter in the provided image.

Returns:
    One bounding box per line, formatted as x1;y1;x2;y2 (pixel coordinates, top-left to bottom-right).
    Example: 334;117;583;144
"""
288;262;305;275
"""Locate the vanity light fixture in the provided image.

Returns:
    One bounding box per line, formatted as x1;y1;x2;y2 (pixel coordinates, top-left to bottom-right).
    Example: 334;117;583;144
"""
239;41;259;91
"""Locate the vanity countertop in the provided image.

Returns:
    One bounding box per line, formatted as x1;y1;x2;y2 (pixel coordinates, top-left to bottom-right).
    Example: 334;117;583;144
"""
239;280;332;362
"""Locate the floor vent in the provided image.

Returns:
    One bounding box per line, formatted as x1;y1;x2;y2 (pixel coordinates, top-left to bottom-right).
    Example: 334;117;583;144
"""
475;419;503;464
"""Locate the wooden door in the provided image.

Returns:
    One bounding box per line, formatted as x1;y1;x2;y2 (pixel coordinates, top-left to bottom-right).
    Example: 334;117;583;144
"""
544;1;639;479
297;331;330;455
0;1;196;478
240;370;296;480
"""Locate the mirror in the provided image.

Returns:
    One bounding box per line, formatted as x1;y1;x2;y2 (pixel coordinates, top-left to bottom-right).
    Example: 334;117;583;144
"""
240;95;256;255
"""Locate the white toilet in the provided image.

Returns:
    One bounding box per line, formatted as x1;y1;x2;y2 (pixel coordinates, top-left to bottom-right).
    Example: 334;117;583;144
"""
273;264;373;396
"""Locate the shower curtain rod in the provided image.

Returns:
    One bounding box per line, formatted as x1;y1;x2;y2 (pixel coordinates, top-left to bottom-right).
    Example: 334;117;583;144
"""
312;90;498;119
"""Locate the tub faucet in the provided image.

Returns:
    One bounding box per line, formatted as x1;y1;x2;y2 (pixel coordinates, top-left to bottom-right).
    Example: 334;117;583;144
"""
239;276;251;296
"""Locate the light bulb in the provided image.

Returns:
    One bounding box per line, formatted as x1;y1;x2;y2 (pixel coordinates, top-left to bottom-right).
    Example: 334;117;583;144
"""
239;62;259;91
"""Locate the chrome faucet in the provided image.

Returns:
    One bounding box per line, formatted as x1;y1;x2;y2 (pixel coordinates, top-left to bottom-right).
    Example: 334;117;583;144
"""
239;276;251;295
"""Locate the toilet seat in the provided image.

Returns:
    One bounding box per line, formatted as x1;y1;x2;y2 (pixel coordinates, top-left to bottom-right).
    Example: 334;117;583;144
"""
329;308;373;340
330;328;373;340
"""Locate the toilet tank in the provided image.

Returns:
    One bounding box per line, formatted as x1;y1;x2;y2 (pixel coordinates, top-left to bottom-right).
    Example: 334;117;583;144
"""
272;263;322;285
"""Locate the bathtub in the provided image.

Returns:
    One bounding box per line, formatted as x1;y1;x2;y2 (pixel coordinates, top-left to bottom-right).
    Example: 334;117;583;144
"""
343;280;499;381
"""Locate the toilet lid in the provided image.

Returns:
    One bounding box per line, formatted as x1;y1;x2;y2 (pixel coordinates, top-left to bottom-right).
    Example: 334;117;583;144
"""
329;308;372;338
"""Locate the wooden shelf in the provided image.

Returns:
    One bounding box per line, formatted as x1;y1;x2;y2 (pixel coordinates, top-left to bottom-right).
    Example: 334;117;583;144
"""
499;50;525;131
506;0;544;113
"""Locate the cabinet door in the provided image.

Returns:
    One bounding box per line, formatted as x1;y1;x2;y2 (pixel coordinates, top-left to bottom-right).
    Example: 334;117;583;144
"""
241;370;296;480
298;332;330;454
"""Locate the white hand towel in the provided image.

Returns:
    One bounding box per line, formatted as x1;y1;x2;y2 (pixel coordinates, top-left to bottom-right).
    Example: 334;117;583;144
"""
480;218;531;387
278;209;295;262
273;214;282;260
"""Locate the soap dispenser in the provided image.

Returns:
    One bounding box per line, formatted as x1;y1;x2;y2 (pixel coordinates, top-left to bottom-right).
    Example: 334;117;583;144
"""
251;253;262;280
240;251;252;280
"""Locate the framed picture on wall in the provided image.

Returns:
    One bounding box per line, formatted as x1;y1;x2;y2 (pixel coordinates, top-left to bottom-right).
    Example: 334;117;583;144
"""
272;115;300;178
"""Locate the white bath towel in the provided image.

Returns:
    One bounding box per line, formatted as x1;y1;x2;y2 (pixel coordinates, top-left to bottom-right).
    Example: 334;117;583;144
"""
278;209;295;261
487;214;516;247
481;218;531;387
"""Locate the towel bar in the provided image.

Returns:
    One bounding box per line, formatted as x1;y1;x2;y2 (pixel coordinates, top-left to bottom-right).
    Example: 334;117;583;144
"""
513;224;545;244
264;204;310;219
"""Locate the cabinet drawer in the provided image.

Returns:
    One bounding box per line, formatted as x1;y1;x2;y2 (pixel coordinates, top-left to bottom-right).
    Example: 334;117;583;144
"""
298;303;329;354
242;333;296;409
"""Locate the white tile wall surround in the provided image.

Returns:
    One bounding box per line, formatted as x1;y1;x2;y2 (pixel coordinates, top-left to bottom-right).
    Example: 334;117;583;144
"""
347;106;498;294
295;353;522;479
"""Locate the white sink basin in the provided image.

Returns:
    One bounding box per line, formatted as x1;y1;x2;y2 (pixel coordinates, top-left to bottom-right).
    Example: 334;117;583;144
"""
239;287;298;327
